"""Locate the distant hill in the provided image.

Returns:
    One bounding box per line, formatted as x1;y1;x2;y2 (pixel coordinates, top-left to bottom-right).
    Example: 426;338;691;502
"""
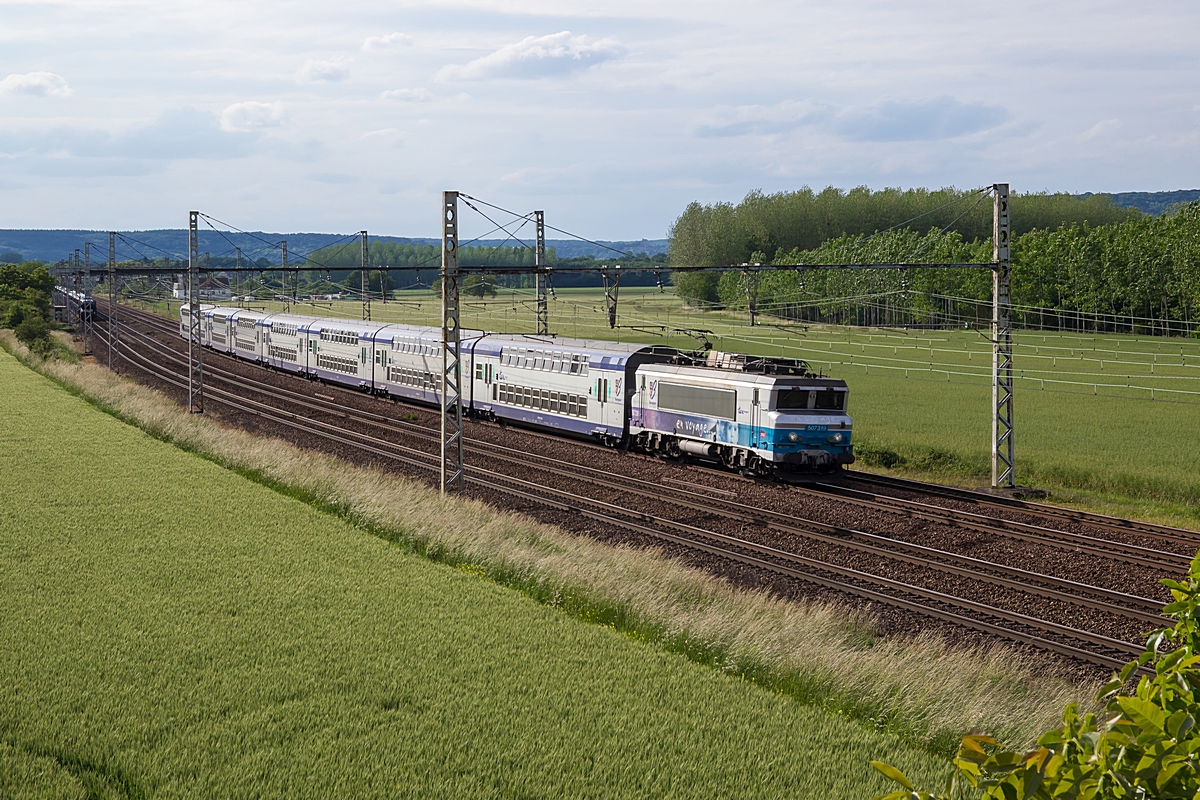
0;229;668;264
1082;190;1200;216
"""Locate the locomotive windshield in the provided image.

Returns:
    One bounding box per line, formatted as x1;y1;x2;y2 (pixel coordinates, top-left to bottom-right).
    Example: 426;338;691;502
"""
775;387;846;411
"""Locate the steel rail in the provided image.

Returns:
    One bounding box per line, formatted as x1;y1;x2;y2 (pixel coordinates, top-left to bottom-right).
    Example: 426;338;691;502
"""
842;470;1200;547
803;482;1189;571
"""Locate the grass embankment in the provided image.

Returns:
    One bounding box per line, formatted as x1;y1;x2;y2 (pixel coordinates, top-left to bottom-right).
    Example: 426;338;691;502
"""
137;287;1200;524
0;344;951;797
1;332;1094;787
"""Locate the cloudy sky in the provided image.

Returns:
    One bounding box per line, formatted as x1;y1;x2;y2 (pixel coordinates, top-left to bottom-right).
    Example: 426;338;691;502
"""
1;0;1198;239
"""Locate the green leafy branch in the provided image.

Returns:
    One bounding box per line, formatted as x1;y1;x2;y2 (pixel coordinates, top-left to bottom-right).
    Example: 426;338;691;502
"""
872;553;1200;800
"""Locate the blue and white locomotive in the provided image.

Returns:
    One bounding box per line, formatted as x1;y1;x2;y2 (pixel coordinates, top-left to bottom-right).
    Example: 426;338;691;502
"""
631;352;852;475
181;304;854;476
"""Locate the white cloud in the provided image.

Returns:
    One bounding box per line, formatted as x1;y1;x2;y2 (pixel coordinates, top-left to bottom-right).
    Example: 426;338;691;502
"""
220;101;286;132
1082;119;1120;139
362;32;412;51
438;31;626;81
0;71;72;98
297;58;349;83
381;88;433;102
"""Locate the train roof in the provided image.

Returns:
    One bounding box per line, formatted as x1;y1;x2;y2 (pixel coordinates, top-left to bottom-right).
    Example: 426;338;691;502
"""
471;333;668;366
641;362;848;388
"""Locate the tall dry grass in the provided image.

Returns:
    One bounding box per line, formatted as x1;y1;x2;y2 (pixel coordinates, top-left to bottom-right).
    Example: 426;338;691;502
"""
1;330;1097;753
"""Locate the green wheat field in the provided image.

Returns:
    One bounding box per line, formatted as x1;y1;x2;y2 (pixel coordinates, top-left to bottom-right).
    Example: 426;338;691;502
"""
0;347;943;798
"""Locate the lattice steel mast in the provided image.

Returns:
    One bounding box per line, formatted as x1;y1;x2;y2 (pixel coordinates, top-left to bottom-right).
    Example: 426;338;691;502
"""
361;230;370;321
440;191;464;493
534;210;548;335
991;184;1014;488
187;211;204;413
108;232;118;370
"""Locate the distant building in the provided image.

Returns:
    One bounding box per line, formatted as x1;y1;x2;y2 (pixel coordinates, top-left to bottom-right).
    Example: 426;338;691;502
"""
173;273;232;300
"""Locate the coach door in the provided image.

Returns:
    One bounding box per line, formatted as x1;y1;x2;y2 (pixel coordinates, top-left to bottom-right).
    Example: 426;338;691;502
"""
372;340;386;391
596;372;621;429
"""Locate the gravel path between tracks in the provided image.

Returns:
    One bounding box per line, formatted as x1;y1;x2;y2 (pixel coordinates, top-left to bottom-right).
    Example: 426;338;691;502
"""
92;307;1186;677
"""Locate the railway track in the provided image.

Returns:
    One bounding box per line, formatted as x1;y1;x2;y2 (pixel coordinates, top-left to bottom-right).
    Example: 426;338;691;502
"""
87;301;1190;671
827;471;1200;549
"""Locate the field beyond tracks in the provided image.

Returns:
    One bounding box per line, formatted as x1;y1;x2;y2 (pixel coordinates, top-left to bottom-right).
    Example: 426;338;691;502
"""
0;347;945;798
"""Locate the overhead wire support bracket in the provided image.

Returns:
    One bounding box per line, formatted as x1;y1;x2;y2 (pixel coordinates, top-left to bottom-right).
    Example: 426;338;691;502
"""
187;211;204;413
602;265;621;329
744;264;760;326
440;191;464;494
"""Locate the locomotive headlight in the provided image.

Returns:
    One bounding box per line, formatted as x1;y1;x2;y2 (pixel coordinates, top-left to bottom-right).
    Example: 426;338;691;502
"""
829;433;844;443
788;432;799;442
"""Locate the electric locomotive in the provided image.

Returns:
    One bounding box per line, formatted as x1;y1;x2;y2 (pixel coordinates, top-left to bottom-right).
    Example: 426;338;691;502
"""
629;351;852;476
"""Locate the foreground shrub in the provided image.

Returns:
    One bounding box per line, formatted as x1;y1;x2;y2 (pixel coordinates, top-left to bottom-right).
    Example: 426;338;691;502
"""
872;553;1200;799
14;314;54;357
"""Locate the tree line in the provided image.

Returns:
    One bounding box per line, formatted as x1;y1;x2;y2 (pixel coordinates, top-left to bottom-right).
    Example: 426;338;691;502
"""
670;187;1200;333
0;260;59;354
668;186;1141;268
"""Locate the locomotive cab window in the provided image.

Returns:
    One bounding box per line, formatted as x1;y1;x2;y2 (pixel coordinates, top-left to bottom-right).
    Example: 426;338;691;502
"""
814;389;845;410
774;387;845;411
774;387;811;410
